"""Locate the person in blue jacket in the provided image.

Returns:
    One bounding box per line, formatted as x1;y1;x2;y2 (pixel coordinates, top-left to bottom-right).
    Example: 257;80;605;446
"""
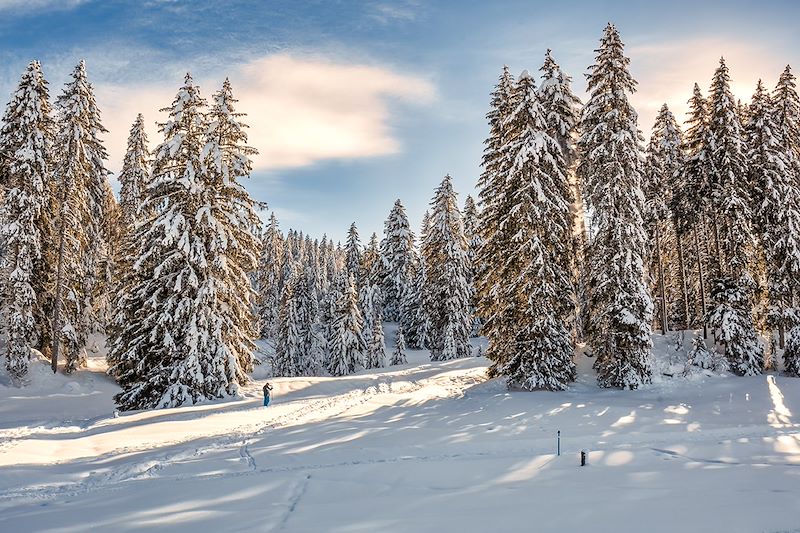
263;382;273;406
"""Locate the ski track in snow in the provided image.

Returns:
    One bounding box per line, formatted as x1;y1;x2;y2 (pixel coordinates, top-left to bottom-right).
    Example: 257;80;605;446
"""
0;365;486;504
276;474;311;532
2;345;800;533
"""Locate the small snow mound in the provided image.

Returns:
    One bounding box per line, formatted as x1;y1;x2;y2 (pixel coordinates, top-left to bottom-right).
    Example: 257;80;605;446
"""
62;381;83;394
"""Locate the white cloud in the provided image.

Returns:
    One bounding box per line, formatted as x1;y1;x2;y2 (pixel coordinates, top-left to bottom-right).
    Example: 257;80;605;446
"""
369;2;418;24
94;53;436;180
0;0;88;12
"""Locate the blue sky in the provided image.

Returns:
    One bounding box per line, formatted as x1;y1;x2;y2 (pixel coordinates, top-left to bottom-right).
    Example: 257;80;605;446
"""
1;0;798;242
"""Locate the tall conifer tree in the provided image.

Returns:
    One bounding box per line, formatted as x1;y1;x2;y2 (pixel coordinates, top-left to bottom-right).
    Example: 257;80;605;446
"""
0;61;55;380
577;24;653;389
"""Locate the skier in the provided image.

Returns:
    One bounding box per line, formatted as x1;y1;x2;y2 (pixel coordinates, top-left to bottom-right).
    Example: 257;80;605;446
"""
263;382;273;407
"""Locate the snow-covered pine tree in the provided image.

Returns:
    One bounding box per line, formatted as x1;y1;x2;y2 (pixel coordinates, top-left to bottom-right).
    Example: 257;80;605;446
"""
706;277;762;375
380;199;416;322
118;114;151;228
362;232;382;287
327;273;365;376
423;175;471;361
643;104;685;334
539;49;585;339
201;78;262;383
274;270;302;377
391;325;407;365
367;310;387;370
785;326;800;376
0;60;55;381
746;80;800;358
360;282;386;369
673;83;714;334
770;65;800;367
255;212;284;339
51;60;111;373
488;70;576;390
462;195;482;337
706;58;763;376
110;74;255;409
345;222;362;287
476;66;516;366
293;265;320;376
577;24;653;389
399;256;424;348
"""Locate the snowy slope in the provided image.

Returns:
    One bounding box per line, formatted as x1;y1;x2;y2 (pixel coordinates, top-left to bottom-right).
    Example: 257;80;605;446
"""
1;330;799;533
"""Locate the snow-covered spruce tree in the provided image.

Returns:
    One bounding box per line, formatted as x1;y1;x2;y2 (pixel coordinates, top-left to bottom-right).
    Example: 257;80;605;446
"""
706;277;762;375
423;175;471;361
785;326;800;376
706;58;763;375
110;74;257;409
380;199;416;322
576;24;653;389
0;60;55;380
391;325;407;365
488;70;576;390
51;60;111;373
462;194;482;337
108;115;152;372
255;212;284;339
274;270;302;377
400;255;426;349
539;49;585;338
673;83;714;332
746;80;800;355
201;78;261;382
770;66;800;368
345;222;362;287
360;282;386;369
476;66;516;363
294;265;321;376
362;232;382;287
118;114;151;228
643;104;685;334
327;273;365;376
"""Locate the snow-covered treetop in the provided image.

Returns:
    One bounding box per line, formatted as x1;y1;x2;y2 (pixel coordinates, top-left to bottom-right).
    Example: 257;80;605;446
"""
644;103;683;222
0;60;53;189
152;73;207;193
578;22;645;215
345;222;362;280
203;77;258;187
772;65;800;155
118;113;150;225
538;48;581;159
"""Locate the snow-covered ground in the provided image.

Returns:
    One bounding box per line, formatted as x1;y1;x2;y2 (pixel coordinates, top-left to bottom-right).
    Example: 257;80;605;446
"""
1;330;799;533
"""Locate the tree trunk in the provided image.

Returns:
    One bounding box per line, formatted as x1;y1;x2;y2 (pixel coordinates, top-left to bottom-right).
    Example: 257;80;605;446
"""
711;214;724;277
674;221;690;330
694;228;708;340
50;178;71;373
655;223;668;335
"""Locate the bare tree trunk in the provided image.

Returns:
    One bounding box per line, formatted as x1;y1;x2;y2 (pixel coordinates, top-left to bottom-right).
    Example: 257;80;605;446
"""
694;228;708;340
50;179;71;373
655;223;668;335
674;222;690;329
711;214;724;277
569;164;588;343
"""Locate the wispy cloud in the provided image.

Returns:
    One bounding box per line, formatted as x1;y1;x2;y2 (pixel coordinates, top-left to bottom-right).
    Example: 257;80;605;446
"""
93;52;436;179
0;0;88;13
369;1;418;25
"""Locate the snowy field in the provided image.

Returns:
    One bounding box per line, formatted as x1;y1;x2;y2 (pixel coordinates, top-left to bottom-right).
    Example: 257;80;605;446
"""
1;330;799;533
